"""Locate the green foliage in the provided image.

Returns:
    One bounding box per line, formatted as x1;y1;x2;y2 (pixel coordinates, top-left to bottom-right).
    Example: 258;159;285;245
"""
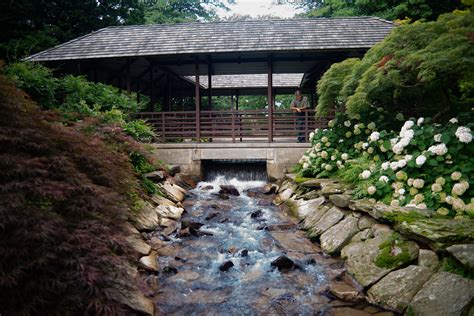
6;62;155;142
124;120;156;143
324;12;474;120
129;151;156;174
299;0;464;21
143;0;232;24
0;0;145;61
60;75;139;114
316;58;360;116
6;62;58;108
0;69;151;315
375;234;413;269
440;256;474;279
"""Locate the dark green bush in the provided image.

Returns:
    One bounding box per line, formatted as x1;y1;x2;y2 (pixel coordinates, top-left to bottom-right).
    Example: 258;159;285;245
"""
316;11;474;122
124;119;155;143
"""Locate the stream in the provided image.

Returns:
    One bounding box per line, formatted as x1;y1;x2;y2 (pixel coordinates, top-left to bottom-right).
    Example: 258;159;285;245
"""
145;176;392;315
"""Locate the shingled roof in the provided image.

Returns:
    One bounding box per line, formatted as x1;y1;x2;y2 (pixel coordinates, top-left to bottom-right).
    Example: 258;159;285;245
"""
186;73;304;89
27;17;394;61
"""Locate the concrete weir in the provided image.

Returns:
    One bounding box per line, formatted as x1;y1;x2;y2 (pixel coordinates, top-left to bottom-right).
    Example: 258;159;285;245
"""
152;143;311;179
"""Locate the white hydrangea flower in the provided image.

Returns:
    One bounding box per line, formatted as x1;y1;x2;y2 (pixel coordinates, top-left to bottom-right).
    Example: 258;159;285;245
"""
413;179;425;189
341;153;349;160
435;177;446;185
414;193;424;203
362;142;369;149
437;207;450;216
367;186;376;195
407;178;414;186
309;132;315;140
321;151;329;159
344;120;351;127
455;126;472;144
398;160;407;168
390;199;400;206
361;170;372;179
401;120;415;131
367;122;376;130
428;143;448;155
451;171;462;181
417;117;424;126
446;195;454;205
449;118;458;124
354;128;361;135
416;203;427;209
381;162;389;170
390;138;398;147
321;136;328;143
400;129;415;139
452;181;469;196
339;139;344;143
379;175;389;183
331;155;336;161
398;188;406;195
415;155;426;166
315;128;320;133
328;120;335;128
303;162;309;169
309;153;317;158
367;147;374;154
452;198;466;211
433;134;442;142
369;131;380;142
405;155;413;161
346;131;352;138
431;183;443;192
325;164;333;171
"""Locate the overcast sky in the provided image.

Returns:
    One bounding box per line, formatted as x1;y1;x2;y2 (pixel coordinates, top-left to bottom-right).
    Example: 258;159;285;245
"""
216;0;305;19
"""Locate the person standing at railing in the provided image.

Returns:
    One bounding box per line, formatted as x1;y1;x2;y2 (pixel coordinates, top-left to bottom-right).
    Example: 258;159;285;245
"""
290;90;309;143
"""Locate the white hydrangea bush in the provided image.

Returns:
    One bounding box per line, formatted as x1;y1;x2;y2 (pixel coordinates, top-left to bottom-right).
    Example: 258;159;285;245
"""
299;110;474;218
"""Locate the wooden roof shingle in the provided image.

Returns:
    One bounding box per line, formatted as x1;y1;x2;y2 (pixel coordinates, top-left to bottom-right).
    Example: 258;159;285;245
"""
27;17;394;61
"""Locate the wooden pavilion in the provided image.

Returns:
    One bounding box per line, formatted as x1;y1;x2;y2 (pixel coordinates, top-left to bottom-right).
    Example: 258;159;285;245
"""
27;17;394;143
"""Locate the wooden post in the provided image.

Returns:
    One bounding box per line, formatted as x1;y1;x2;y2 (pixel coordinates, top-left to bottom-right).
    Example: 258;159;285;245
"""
195;62;201;142
149;64;155;112
208;62;212;111
126;60;131;94
267;60;273;143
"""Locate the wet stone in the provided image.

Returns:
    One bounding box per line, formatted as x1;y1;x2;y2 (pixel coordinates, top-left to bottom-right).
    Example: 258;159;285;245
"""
270;256;298;271
219;184;240;196
250;209;263;219
219;260;234;272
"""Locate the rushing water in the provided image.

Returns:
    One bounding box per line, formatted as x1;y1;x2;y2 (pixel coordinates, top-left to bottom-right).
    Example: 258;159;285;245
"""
149;176;388;315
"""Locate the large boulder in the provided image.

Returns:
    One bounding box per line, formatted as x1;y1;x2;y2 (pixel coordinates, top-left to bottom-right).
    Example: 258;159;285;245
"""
307;206;345;238
143;170;166;182
139;251;159;272
367;265;433;313
158;181;186;203
219;185;240;196
320;214;360;254
417;249;439;271
341;234;419;287
294;197;325;219
126;232;151;257
151;194;176;206
329;194;352;208
155;204;184;220
270;230;320;254
302;205;329;230
394;218;474;249
133;201;160;231
409;272;474;316
446;244;474;269
174;173;198;190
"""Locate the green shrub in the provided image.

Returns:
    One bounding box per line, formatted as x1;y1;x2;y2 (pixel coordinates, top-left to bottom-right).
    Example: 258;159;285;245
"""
124;119;155;143
6;62;58;108
316;11;474;122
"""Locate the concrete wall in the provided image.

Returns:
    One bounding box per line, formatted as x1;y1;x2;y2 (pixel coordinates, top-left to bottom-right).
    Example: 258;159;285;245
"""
152;143;310;180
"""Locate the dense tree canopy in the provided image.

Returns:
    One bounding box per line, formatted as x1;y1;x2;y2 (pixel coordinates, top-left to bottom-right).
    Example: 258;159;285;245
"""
297;0;463;21
143;0;232;24
0;0;145;61
315;10;474;121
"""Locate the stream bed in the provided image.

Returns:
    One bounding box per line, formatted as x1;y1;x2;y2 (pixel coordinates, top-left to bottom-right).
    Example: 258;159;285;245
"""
145;177;393;315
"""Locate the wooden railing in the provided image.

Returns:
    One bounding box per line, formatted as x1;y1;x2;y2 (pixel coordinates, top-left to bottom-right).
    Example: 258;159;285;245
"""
135;109;334;143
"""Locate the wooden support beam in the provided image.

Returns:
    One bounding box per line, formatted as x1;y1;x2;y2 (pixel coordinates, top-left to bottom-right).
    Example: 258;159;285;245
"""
267;59;273;143
195;62;201;142
207;59;212;111
149;64;156;111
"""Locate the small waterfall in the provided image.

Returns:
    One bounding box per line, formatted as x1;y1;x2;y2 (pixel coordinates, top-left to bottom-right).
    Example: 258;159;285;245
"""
202;159;267;181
